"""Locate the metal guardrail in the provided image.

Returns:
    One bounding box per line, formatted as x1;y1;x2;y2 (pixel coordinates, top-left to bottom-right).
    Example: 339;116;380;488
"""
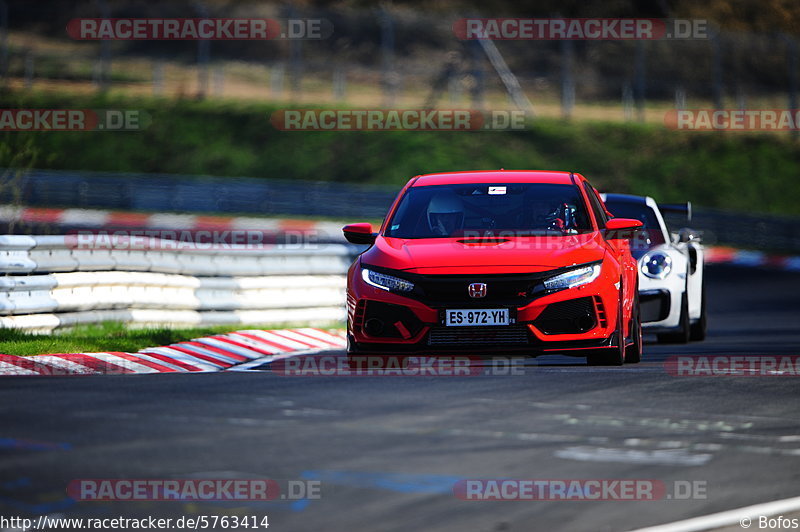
6;169;399;220
685;208;800;254
0;235;358;332
3;170;800;253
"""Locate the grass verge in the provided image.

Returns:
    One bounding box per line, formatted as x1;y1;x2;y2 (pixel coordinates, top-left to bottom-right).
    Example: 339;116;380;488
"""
0;321;342;357
2;90;800;217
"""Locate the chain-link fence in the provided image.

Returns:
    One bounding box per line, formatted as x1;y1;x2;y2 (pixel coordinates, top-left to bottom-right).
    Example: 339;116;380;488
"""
2;4;799;123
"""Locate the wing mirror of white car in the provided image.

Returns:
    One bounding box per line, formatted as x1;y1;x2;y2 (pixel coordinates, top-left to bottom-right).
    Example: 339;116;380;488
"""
677;227;699;243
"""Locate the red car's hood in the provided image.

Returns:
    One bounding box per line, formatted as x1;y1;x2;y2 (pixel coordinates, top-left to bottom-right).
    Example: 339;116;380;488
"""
361;233;606;274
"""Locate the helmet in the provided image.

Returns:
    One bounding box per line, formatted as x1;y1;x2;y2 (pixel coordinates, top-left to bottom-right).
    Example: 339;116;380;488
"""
530;198;567;231
427;191;464;236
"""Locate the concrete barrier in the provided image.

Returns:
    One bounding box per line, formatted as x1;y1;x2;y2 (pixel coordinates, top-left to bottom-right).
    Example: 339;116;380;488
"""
0;235;357;332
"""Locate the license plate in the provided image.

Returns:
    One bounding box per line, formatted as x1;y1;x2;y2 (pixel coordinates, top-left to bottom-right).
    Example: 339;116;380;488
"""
445;309;509;327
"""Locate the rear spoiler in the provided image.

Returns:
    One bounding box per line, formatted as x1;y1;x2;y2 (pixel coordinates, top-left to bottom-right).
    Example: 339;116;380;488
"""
658;202;692;221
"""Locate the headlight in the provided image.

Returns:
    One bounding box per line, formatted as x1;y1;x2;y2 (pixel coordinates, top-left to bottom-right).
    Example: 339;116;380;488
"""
543;263;601;291
361;268;415;293
641;252;672;279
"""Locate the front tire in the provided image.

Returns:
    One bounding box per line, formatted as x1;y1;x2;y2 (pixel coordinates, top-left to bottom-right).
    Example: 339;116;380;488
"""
625;293;643;364
587;292;626;366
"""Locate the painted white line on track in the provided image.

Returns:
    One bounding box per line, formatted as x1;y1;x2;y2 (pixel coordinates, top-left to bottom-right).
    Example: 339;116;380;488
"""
555;446;713;466
227;348;338;372
628;494;800;532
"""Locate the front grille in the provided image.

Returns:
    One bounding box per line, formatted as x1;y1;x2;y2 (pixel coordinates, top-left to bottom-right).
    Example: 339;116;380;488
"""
408;272;555;306
534;297;597;335
428;325;530;345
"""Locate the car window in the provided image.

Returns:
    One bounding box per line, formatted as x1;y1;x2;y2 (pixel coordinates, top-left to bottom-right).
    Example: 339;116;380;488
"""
583;183;609;229
604;200;666;248
385;183;592;238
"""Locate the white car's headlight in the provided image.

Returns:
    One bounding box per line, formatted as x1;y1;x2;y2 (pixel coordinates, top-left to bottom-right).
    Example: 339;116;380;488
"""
543;263;601;291
362;268;415;293
641;252;672;279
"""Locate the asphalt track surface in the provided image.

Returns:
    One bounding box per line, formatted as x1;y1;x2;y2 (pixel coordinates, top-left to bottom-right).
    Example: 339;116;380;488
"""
1;264;799;532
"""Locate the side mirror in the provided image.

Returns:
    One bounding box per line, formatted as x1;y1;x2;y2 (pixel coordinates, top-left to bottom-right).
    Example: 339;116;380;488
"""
677;227;699;244
604;218;643;240
343;223;377;245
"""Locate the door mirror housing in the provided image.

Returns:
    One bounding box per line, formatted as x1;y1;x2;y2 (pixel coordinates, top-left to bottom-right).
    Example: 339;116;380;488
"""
677;227;699;243
604;218;643;240
343;223;377;245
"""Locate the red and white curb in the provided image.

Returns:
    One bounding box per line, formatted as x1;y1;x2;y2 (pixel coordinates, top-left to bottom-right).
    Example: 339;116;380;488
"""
706;246;800;271
0;328;346;376
0;206;345;241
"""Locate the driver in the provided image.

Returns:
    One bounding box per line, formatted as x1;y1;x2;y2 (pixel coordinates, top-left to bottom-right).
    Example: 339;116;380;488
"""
427;191;465;236
529;198;566;231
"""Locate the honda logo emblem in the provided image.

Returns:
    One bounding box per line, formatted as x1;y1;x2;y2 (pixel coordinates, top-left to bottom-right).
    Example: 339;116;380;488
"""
468;283;487;298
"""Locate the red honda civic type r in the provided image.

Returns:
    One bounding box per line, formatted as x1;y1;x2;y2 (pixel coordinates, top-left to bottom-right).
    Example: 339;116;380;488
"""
342;170;644;365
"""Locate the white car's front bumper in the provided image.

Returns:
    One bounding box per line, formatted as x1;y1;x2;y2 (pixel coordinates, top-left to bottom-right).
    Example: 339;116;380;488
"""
638;266;686;332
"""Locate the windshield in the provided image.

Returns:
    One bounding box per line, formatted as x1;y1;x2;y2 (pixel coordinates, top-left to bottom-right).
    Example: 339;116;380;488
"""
385;183;592;239
604;200;666;249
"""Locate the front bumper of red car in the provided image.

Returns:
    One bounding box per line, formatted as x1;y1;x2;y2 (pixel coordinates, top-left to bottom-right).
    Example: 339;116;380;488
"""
346;260;623;356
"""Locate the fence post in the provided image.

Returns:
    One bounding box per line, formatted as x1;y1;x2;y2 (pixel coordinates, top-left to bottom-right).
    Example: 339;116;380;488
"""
634;41;646;122
271;63;285;98
378;6;397;106
622;84;634;121
213;66;224;97
288;5;303;98
785;35;798;139
153;61;165;96
23;50;33;89
333;67;346;102
0;0;7;83
711;30;724;110
448;75;463;104
469;39;485;110
195;1;210;99
561;39;575;119
674;86;686;109
93;0;112;92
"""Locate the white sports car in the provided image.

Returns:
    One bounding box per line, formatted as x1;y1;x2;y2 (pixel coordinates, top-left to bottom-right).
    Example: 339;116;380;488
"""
602;194;706;343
